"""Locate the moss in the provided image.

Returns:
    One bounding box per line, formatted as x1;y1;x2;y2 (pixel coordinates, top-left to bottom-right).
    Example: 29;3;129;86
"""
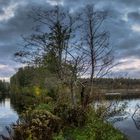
35;103;54;112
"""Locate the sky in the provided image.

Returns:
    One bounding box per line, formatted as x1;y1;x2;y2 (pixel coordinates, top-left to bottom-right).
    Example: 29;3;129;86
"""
0;0;140;81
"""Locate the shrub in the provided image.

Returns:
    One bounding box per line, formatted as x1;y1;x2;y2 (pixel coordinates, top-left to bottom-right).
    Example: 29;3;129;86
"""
62;106;127;140
35;103;54;112
54;104;86;127
8;109;62;140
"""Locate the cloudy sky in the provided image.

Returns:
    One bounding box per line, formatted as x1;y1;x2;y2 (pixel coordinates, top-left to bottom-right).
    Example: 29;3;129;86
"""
0;0;140;81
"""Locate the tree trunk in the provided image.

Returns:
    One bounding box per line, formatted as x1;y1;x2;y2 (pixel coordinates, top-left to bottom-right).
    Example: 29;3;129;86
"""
70;83;76;106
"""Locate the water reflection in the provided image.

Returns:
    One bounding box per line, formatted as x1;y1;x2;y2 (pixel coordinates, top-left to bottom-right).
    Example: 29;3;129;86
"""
0;97;140;139
112;99;140;140
96;98;140;140
0;98;18;137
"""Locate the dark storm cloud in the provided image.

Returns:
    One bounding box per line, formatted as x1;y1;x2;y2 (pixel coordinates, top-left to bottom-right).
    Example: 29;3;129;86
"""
0;0;11;7
0;0;17;15
57;0;135;53
128;11;140;23
119;0;140;7
0;0;46;57
0;0;53;68
0;0;140;79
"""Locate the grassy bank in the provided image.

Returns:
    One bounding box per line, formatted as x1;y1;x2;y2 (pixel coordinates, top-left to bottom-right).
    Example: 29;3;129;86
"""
3;93;127;140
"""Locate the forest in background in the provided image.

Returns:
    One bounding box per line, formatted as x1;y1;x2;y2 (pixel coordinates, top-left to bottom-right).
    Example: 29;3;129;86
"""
10;66;140;95
0;80;9;94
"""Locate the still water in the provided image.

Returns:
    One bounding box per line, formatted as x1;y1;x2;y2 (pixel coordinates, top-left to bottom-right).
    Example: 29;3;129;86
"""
0;98;18;137
0;98;140;139
111;99;140;140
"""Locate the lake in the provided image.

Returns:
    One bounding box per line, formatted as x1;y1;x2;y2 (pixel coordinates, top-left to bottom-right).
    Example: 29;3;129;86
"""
0;98;18;137
111;99;140;140
95;97;140;140
0;97;140;139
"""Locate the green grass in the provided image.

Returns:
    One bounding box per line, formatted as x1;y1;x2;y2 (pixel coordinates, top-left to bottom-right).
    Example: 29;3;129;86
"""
53;109;127;140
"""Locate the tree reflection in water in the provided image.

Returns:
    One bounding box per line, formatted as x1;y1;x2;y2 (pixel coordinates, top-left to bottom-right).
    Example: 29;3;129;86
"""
132;104;140;130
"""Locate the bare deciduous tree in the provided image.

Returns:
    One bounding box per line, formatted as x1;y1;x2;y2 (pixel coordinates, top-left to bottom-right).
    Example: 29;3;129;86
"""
81;5;114;96
14;5;115;106
14;6;83;105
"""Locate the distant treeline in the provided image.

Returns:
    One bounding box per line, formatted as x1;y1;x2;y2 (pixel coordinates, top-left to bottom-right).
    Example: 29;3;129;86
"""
82;78;140;89
0;80;9;94
10;66;140;94
10;66;47;94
